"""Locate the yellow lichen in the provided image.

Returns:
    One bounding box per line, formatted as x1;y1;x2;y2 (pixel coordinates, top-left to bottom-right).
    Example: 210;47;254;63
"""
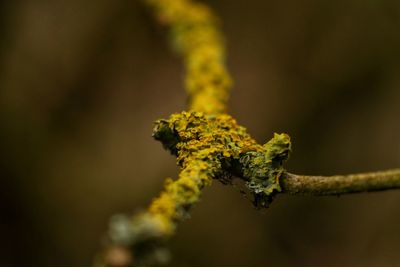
153;111;291;203
145;0;232;115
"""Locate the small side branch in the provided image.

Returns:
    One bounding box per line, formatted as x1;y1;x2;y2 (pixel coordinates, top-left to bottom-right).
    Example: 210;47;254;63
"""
281;169;400;195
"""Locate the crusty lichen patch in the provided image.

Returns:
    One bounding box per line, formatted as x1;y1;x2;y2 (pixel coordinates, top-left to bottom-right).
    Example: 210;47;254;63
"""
153;111;291;208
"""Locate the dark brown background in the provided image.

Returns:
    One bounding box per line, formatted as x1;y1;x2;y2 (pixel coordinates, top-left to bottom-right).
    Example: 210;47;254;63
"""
1;0;400;266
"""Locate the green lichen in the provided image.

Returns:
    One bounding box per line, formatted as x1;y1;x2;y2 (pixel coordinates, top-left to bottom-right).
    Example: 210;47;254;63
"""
237;133;291;207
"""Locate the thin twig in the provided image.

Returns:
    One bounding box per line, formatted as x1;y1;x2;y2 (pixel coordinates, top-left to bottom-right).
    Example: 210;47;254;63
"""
281;169;400;195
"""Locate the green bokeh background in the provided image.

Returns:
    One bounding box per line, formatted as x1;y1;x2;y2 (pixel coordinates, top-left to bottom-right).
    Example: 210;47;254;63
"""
1;0;400;266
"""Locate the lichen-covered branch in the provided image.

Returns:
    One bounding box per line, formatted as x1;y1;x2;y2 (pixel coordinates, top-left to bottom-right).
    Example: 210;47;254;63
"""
282;169;400;195
92;0;400;266
93;111;292;267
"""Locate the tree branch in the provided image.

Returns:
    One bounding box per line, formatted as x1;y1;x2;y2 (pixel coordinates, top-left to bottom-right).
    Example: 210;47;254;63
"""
281;169;400;195
92;0;400;266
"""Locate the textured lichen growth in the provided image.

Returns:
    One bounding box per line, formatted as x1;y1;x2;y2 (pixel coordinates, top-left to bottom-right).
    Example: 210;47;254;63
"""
153;111;291;208
237;134;291;207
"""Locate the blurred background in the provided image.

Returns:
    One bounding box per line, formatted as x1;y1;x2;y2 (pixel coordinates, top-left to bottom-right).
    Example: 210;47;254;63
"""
1;0;400;266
